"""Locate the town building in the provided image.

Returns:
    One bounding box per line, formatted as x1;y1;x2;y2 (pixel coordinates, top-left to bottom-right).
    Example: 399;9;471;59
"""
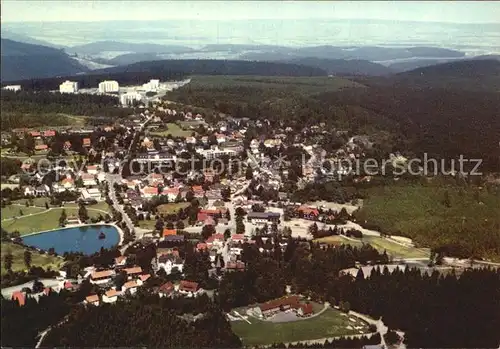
247;212;281;225
120;92;142;106
98;80;120;93
90;269;115;284
3;85;21;92
59;80;79;94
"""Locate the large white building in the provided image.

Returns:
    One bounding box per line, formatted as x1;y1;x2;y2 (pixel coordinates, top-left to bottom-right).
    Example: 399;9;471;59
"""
120;92;142;106
59;80;79;94
141;79;160;92
98;80;120;93
3;85;21;92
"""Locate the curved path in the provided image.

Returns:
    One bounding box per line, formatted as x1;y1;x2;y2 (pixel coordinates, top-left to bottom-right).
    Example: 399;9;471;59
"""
2;204;109;222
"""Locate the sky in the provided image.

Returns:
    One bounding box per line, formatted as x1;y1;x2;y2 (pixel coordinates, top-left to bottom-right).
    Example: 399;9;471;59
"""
1;1;500;24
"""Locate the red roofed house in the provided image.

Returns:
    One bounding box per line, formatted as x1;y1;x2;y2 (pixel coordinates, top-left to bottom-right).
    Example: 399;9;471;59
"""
63;280;74;290
142;186;159;198
123;280;139;295
163;229;176;237
83;138;91;147
178;280;201;297
297;302;314;317
30;131;41;137
12;291;26;306
103;289;121;303
158;282;174;297
297;206;319;220
256;296;300;318
139;274;151;283
43;130;56;137
123;266;142;279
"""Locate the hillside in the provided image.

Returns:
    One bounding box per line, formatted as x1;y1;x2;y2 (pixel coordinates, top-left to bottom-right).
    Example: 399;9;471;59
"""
94;59;328;77
1;39;87;81
399;59;500;78
288;57;394;76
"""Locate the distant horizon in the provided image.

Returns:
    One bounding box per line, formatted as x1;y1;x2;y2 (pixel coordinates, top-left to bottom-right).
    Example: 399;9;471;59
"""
3;18;500;26
2;1;500;24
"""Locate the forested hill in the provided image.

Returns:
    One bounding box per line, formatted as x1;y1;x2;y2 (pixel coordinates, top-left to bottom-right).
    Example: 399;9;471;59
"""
1;39;87;82
93;59;328;77
359;59;500;92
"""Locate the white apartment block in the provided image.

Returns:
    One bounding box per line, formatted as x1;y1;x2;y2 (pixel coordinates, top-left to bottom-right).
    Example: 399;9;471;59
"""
120;92;142;106
3;85;21;92
98;80;120;93
59;80;79;94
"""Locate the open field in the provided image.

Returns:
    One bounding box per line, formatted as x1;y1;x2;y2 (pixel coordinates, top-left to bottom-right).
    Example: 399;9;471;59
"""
361;236;430;259
231;308;368;346
156;202;190;215
314;235;363;248
2;208;107;235
314;234;429;259
1;242;63;276
355;182;500;260
188;75;365;94
1;205;46;220
149;123;193;138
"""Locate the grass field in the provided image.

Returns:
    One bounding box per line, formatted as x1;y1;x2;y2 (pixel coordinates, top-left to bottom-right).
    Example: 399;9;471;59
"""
1;242;63;276
2;207;107;235
150;123;193;138
314;235;364;248
314;235;429;259
1;205;46;220
188;75;365;94
361;236;430;259
156;202;190;215
355;182;500;259
231;308;368;346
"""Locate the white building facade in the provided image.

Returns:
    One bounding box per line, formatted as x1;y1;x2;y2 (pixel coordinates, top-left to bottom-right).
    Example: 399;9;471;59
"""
59;80;79;94
3;85;21;92
98;80;120;93
120;92;142;106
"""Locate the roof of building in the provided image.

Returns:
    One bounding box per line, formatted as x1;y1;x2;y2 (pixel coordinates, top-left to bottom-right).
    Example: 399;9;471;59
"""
139;274;151;282
86;294;99;303
123;280;138;289
298;206;319;216
159;282;174;294
300;302;314;315
12;291;26;306
179;280;199;292
123;266;142;275
163;228;176;237
248;212;281;219
91;270;115;279
105;289;121;298
259;296;300;312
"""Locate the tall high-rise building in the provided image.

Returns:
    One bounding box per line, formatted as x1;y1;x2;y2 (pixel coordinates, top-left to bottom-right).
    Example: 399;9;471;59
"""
98;80;120;93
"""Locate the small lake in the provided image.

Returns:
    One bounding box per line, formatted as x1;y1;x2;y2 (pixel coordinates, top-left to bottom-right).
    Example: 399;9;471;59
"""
22;225;120;255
